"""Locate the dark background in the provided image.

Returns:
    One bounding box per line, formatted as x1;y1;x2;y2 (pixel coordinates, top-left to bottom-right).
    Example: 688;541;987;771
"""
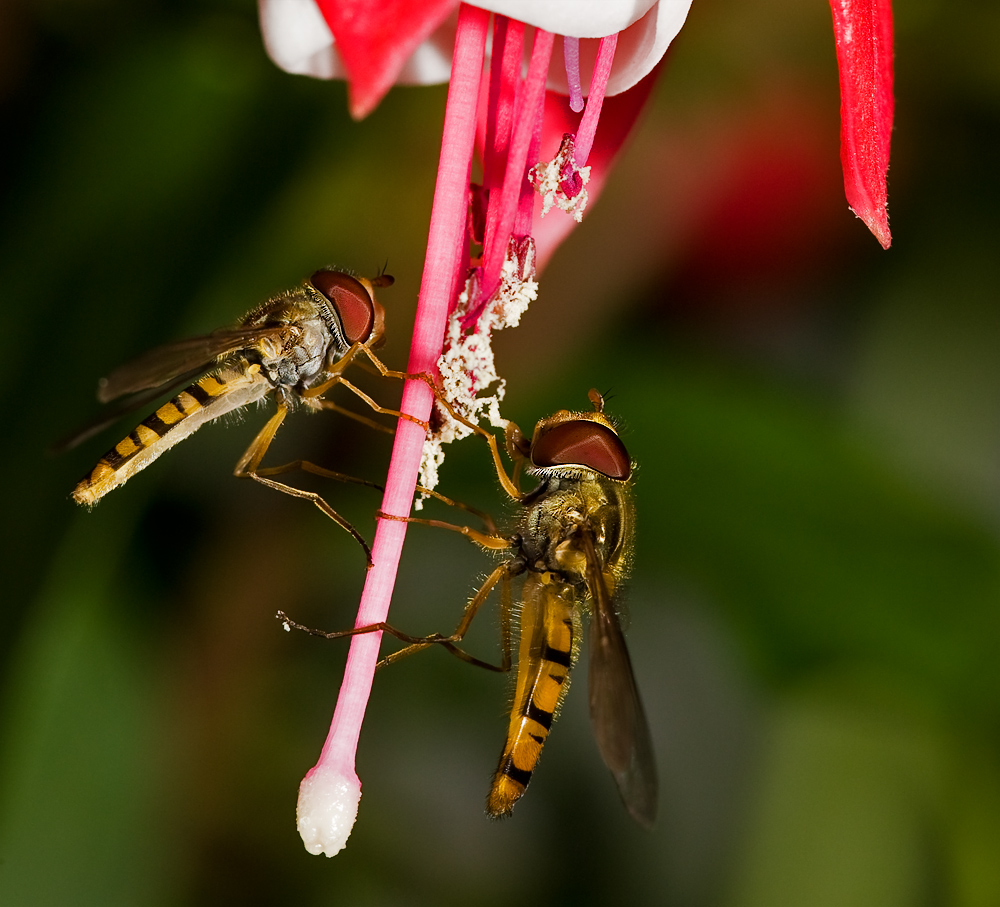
2;0;999;904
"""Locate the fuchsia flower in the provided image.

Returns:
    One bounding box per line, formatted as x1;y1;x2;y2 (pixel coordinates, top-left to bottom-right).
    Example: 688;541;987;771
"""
258;0;895;856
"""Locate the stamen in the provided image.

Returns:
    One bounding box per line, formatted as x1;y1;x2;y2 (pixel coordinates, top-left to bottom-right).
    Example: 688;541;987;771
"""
527;34;618;223
468;182;488;246
575;33;618;166
528;132;591;221
563;36;584;113
482;17;521;200
480;22;529;300
514;71;548;237
480;28;555;304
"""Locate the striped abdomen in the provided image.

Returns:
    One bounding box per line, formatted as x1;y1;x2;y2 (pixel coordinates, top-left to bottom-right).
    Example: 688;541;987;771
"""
487;575;581;818
73;366;269;506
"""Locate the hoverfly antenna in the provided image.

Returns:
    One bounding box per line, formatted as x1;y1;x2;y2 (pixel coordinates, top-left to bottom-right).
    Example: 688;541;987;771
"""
588;388;606;413
372;259;394;288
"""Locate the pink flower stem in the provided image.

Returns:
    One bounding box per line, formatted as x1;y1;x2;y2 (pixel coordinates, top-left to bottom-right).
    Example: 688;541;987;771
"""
309;2;490;781
563;36;584;113
479;27;555;303
574;33;618;166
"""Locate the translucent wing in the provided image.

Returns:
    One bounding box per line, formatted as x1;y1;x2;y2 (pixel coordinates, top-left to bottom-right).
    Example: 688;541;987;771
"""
52;363;207;454
96;325;287;403
55;325;285;453
584;533;658;828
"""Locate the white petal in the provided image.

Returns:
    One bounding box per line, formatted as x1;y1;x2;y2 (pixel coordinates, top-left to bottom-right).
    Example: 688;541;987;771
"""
476;0;658;38
258;0;344;79
258;0;694;98
258;0;456;84
546;0;695;97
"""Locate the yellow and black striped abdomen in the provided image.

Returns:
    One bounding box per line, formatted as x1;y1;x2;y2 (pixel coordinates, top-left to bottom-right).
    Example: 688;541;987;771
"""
487;575;580;819
73;368;269;506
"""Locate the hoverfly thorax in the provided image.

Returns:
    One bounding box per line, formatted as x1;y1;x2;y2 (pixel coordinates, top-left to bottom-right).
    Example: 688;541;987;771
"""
238;268;388;395
240;308;320;392
516;407;634;591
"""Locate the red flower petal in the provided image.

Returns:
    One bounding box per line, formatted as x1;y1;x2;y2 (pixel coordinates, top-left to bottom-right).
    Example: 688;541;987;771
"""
315;0;459;119
829;0;894;249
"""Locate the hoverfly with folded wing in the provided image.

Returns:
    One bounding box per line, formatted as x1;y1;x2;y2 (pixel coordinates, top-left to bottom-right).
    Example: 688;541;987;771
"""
281;389;658;825
65;268;411;563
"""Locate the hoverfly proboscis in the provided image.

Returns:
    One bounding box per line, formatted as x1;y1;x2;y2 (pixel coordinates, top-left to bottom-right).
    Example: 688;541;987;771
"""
66;268;417;564
280;389;658;826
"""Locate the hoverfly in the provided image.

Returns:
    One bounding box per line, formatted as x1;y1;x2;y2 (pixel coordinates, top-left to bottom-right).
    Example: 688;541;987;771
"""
67;268;409;562
281;389;658;825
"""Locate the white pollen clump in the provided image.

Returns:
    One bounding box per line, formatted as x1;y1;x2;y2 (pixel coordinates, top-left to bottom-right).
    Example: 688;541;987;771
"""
528;133;591;222
296;764;361;857
417;237;538;504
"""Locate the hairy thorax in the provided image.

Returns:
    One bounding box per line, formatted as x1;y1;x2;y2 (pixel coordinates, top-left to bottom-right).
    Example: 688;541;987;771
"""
240;295;346;394
516;470;632;588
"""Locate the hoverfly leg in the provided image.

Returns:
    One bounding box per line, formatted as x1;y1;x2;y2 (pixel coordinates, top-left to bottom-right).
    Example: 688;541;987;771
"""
349;352;515;483
235;403;374;567
376;509;512;552
254;460;384;493
233;401;288;475
381;560;513;671
413;484;499;535
381;642;505;672
327;376;429;431
302;343;428;431
354;346;429;384
314;398;395;435
343;353;526;502
276;611;433;653
497;564;514;674
347;357;382;378
407;376;524;502
277;561;512;673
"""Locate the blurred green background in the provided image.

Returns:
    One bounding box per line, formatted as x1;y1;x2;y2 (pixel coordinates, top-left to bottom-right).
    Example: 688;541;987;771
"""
2;0;1000;904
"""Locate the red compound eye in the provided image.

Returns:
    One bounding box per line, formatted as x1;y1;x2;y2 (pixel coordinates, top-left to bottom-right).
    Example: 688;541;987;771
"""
310;270;375;344
531;420;630;479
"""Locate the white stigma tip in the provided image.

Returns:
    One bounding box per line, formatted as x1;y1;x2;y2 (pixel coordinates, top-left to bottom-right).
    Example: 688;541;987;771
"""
296;765;361;857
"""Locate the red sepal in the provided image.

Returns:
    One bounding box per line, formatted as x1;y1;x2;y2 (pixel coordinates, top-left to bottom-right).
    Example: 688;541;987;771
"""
315;0;459;119
829;0;894;249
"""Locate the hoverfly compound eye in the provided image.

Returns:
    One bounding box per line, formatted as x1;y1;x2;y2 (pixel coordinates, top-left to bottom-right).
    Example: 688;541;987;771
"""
531;420;631;480
310;270;376;344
